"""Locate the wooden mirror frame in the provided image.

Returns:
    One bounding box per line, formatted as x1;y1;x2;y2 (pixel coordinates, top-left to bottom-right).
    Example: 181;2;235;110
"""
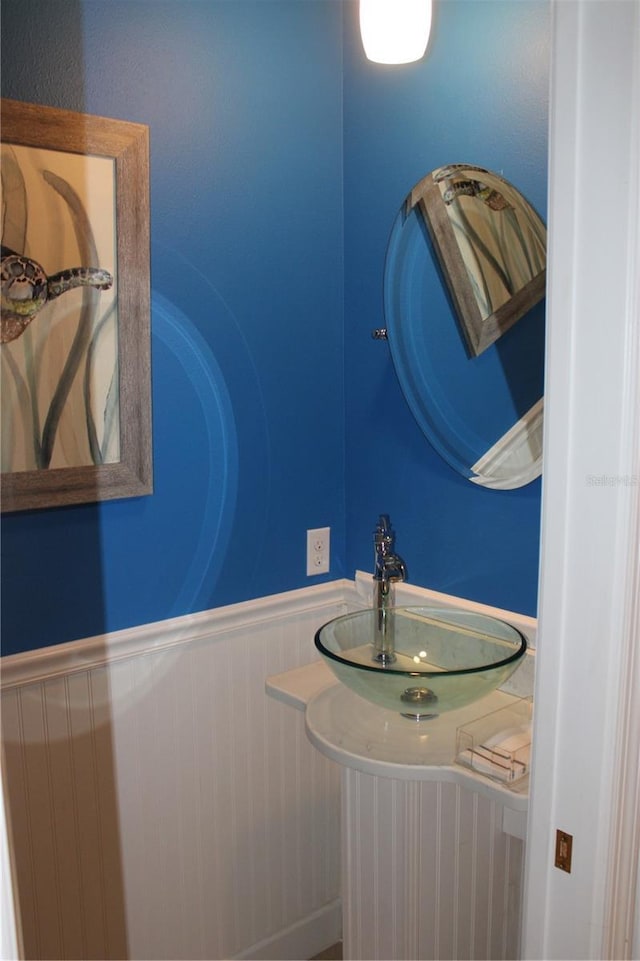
409;164;546;357
1;99;152;512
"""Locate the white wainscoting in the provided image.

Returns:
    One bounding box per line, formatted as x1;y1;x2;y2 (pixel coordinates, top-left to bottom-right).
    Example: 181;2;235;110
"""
1;577;535;961
1;581;349;961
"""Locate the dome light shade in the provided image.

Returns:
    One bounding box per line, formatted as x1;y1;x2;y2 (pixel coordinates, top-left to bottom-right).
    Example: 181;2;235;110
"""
359;0;432;65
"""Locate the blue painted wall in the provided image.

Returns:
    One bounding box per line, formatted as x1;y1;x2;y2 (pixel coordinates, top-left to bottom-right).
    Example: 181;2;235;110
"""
343;0;549;615
1;0;548;655
1;0;345;654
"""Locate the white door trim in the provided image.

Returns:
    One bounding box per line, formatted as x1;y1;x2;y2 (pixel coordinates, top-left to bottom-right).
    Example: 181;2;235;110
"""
522;2;640;958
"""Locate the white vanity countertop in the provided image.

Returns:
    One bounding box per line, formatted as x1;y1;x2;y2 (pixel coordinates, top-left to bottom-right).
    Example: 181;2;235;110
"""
266;661;530;817
266;659;337;710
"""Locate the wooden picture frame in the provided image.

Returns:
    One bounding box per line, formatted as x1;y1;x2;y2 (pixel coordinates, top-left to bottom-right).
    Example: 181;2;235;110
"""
408;165;546;357
1;99;152;512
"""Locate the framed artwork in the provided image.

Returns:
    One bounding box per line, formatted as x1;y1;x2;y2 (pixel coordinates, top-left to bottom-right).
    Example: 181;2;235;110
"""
409;164;546;357
1;98;152;512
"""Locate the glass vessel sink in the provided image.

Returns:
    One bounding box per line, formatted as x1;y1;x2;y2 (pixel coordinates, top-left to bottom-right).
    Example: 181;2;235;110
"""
315;607;527;719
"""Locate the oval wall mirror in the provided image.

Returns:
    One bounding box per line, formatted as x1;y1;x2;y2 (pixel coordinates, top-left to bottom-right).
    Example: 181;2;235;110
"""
384;164;546;489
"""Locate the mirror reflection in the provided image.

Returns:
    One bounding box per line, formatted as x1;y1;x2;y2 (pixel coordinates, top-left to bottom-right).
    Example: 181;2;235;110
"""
384;164;546;490
412;165;546;357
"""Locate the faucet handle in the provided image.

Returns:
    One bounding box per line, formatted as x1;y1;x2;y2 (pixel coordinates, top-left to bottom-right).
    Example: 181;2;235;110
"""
374;514;394;554
376;514;391;534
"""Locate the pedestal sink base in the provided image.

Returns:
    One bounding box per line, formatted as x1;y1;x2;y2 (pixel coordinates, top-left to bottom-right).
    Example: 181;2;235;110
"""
341;768;524;961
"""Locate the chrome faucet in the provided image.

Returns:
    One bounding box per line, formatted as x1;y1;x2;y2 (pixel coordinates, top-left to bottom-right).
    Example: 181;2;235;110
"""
373;515;407;664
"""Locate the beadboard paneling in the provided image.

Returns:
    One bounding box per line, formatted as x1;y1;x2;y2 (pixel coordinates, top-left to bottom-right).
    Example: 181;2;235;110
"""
1;583;345;961
2;578;534;960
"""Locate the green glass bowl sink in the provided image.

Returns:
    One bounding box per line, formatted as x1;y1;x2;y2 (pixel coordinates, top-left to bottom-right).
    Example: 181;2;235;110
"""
314;606;527;719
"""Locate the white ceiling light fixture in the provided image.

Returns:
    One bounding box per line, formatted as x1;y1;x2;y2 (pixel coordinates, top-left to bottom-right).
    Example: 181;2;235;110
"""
359;0;433;65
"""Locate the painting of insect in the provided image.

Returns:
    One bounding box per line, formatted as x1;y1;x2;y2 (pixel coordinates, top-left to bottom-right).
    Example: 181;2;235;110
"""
2;141;119;472
1;99;152;511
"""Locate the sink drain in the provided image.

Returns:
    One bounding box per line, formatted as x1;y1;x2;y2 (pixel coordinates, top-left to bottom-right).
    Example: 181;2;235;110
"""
400;686;438;720
401;686;437;705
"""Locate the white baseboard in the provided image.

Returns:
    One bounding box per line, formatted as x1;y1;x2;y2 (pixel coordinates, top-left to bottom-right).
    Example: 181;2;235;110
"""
232;898;342;961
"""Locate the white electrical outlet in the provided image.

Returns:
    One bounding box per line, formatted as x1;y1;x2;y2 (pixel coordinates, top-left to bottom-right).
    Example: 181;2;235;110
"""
306;527;330;576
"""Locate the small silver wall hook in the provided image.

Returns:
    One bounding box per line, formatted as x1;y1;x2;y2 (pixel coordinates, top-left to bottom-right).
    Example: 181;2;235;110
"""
371;328;388;340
